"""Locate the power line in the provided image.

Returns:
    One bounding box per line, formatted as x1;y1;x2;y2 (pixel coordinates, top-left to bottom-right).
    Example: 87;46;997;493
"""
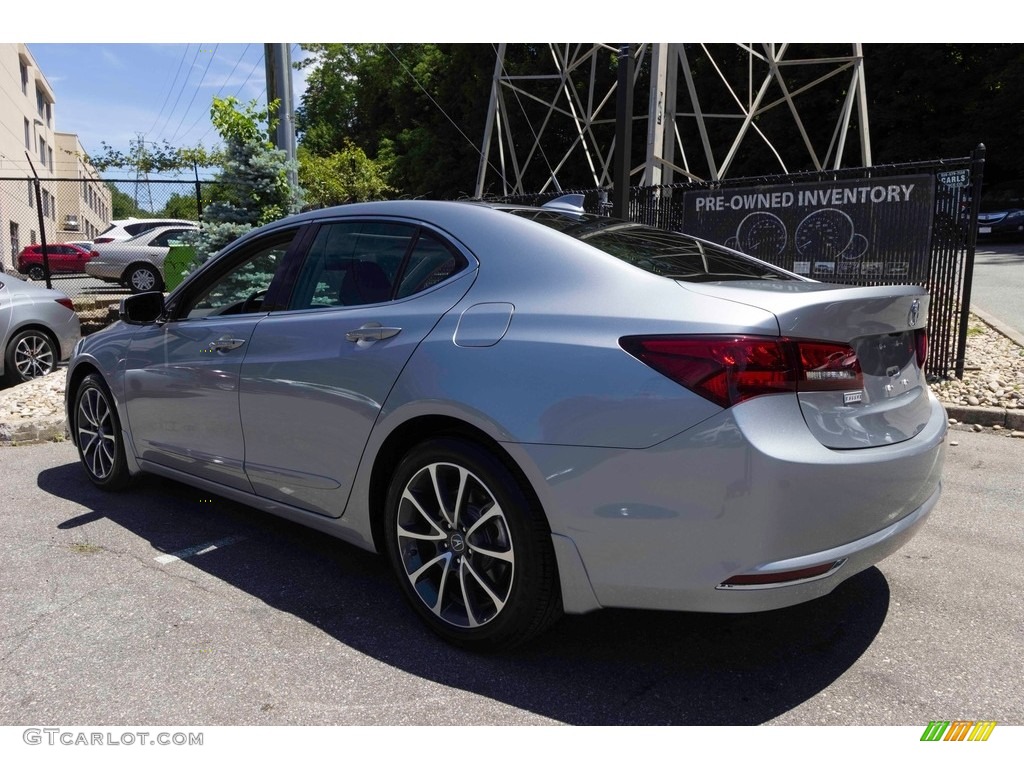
177;43;251;142
154;44;203;141
194;50;265;145
146;44;191;137
167;43;220;144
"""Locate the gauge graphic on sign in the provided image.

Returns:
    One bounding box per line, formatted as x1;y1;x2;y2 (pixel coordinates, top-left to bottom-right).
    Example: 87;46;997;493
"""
795;208;855;261
840;233;870;262
736;212;788;260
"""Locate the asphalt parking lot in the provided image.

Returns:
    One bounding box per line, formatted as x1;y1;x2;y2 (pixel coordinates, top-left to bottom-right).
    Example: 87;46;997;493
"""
0;427;1020;727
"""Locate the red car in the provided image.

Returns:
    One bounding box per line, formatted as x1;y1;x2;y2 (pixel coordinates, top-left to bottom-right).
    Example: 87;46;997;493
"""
17;243;95;280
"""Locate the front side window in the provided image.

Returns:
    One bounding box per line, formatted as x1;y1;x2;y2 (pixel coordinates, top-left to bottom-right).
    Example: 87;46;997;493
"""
180;232;296;320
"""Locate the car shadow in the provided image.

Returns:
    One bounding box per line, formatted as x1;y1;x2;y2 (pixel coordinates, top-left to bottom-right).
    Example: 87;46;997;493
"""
39;461;890;726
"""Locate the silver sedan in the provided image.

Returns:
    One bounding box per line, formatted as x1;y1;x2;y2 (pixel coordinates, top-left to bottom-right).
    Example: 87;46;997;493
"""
65;199;947;649
85;225;198;293
1;273;80;385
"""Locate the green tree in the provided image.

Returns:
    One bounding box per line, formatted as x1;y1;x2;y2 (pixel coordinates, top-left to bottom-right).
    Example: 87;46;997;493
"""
106;182;147;219
158;192;200;220
296;44;496;198
191;96;301;264
298;141;392;208
89;135;219;176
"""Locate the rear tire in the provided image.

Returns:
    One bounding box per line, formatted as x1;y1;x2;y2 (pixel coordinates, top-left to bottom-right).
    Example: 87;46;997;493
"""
384;437;562;649
73;374;130;490
4;329;58;384
126;264;162;294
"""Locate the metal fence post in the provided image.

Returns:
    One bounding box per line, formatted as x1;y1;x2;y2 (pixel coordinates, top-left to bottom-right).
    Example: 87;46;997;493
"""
24;154;53;290
954;144;986;379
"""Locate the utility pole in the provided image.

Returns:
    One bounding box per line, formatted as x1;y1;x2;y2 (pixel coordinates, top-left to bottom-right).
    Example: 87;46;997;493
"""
265;44;299;194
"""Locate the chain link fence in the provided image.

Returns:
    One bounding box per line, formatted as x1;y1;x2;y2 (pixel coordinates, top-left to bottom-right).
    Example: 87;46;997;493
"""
2;150;987;380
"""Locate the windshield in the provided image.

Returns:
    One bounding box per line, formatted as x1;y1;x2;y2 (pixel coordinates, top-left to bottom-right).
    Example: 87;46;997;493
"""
507;210;797;282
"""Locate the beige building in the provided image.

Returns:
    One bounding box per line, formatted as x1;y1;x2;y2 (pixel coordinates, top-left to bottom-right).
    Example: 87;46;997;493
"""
55;132;110;243
0;44;110;272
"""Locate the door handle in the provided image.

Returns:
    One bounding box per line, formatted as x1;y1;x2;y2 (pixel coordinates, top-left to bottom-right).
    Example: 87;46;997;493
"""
210;336;246;352
346;325;402;342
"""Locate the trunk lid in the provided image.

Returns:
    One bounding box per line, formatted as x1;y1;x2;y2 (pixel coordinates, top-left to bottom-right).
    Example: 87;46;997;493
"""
680;280;933;449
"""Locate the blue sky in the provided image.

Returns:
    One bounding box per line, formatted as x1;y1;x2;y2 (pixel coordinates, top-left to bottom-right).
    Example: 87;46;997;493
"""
28;43;308;176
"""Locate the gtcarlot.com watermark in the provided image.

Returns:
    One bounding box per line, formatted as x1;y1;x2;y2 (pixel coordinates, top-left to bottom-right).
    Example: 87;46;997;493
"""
23;728;203;747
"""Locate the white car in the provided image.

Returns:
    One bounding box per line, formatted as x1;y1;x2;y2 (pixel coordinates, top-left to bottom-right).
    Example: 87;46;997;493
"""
86;225;198;293
93;217;197;244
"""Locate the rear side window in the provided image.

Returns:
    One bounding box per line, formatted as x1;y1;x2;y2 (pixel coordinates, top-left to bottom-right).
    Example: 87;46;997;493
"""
288;221;468;310
508;210;796;282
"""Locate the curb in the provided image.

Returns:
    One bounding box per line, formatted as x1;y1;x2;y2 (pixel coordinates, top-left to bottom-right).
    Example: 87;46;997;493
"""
0;415;69;446
943;404;1024;431
970;306;1024;349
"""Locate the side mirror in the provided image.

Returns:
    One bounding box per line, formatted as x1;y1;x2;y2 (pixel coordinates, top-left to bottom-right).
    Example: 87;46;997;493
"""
120;292;166;325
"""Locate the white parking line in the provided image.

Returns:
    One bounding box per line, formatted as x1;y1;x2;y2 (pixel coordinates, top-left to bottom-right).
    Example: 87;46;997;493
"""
154;535;247;564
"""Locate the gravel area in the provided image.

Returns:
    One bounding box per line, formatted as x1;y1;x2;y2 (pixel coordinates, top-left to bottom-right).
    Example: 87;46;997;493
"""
929;317;1024;410
2;313;1023;445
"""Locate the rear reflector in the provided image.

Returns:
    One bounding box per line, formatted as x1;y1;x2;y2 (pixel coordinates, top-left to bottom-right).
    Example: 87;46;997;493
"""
620;335;864;408
719;559;846;589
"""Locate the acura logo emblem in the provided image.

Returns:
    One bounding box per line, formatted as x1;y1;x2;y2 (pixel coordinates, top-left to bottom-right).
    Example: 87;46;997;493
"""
908;299;920;328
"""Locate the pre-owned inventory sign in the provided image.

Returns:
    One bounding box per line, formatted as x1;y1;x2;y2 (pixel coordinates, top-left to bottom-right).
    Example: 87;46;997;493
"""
681;174;936;281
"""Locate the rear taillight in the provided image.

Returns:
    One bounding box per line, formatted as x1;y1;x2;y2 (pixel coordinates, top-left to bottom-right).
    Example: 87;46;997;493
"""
90;250;99;258
620;335;864;408
55;297;75;311
915;328;928;368
94;237;113;244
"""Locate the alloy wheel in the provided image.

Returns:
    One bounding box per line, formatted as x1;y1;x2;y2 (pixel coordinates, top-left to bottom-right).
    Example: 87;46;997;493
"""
12;332;55;380
395;461;515;629
76;385;119;481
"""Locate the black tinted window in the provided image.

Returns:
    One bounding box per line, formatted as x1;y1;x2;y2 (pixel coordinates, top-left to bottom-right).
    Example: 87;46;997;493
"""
508;210;795;282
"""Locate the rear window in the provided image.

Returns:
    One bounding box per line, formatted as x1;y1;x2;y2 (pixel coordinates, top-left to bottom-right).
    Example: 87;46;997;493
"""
507;210;796;282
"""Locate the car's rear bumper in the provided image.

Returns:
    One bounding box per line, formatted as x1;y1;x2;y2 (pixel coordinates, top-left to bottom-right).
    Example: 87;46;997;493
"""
511;391;947;614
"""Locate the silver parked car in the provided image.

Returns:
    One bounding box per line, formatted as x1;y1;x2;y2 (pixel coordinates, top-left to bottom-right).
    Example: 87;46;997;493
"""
1;273;81;385
86;225;198;293
65;199;947;649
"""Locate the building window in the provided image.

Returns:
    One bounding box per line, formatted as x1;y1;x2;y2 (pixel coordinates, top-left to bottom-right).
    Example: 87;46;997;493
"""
36;85;45;118
45;101;52;128
39;137;47;165
20;58;28;95
24;118;30;149
28;180;33;208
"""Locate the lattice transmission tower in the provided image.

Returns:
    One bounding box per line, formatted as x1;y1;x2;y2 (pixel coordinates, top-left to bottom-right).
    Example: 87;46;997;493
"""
475;43;872;197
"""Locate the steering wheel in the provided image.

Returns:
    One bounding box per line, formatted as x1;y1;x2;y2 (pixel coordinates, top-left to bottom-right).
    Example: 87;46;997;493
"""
240;289;268;314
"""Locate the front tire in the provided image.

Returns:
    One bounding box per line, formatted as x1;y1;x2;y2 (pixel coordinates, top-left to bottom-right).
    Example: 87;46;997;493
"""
73;374;130;490
384;438;562;649
4;329;57;384
27;265;45;281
